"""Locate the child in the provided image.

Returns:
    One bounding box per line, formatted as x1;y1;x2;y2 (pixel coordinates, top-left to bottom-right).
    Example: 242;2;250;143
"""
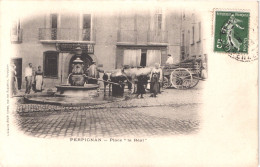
136;75;147;98
150;73;160;97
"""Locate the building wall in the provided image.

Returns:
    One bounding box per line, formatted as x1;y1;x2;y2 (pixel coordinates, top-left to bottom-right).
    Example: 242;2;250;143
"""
11;14;62;89
95;13;118;71
11;9;182;89
115;9;182;68
166;9;182;64
181;10;208;61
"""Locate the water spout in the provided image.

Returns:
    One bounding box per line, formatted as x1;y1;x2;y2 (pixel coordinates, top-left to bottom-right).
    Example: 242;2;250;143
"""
67;73;72;85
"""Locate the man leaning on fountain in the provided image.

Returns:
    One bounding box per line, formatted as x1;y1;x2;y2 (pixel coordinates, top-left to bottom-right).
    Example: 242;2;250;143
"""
87;60;100;84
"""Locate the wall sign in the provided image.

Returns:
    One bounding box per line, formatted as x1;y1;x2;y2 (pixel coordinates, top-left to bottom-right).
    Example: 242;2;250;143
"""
56;43;94;53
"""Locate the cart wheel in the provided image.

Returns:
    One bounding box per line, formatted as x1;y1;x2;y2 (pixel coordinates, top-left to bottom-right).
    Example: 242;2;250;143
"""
189;74;200;88
170;68;192;89
162;76;169;89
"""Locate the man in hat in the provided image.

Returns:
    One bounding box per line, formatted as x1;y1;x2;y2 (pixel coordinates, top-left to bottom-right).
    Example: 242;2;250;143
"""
165;54;174;65
87;60;99;84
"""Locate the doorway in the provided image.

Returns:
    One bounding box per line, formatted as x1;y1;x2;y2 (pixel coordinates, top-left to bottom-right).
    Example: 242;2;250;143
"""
140;49;147;67
11;58;22;90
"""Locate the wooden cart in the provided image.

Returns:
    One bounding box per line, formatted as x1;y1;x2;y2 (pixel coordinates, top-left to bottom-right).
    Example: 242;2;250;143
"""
162;59;202;89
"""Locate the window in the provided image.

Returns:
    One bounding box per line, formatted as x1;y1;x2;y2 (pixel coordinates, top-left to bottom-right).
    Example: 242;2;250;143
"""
11;19;22;43
198;22;201;42
189;27;195;45
156;14;162;30
44;51;58;77
83;14;91;29
182;33;185;46
148;8;165;43
12;19;20;35
51;14;58;40
191;26;195;45
155;9;163;31
181;54;185;61
51;14;58;28
186;30;190;56
82;14;91;41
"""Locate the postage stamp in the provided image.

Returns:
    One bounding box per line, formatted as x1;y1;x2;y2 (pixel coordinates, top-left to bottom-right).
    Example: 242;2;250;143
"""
214;11;250;54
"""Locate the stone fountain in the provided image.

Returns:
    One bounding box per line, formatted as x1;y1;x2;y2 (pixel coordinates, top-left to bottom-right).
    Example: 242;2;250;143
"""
55;47;99;97
23;47;124;106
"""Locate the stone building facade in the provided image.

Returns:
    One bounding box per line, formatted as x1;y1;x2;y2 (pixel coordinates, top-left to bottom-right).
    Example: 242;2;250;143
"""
180;9;208;63
11;8;183;89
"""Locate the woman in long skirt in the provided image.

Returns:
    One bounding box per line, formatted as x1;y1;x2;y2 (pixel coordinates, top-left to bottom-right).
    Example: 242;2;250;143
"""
150;63;162;97
11;64;18;96
34;66;43;92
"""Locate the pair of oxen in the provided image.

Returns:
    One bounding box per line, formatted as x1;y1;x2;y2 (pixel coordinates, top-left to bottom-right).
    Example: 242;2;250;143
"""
102;67;153;96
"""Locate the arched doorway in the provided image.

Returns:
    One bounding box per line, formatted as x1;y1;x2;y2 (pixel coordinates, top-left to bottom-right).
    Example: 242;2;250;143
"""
68;53;93;74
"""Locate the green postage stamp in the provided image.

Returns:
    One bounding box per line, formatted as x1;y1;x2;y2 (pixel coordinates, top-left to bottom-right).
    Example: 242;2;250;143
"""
214;11;250;54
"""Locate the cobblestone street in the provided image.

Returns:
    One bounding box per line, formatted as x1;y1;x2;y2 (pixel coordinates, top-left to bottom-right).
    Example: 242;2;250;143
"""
13;82;205;138
15;104;201;138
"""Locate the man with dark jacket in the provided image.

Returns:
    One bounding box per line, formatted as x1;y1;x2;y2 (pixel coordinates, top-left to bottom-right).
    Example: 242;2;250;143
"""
87;61;99;84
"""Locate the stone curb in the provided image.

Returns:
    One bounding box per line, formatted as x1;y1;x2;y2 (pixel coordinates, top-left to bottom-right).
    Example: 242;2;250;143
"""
16;102;202;113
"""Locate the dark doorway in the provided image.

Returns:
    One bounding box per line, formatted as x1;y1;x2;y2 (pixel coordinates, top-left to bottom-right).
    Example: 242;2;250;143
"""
69;53;93;74
12;58;22;90
44;51;59;77
140;50;147;67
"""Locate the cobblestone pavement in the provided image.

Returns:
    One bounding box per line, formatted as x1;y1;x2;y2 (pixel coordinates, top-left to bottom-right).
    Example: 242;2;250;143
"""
15;104;201;138
13;82;205;138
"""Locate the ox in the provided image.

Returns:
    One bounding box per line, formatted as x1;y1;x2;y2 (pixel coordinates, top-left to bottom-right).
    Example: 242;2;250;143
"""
103;67;152;96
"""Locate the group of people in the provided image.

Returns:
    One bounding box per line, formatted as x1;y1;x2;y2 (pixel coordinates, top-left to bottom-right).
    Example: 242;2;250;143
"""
11;54;175;97
11;63;44;96
24;63;44;94
136;54;173;98
135;62;163;98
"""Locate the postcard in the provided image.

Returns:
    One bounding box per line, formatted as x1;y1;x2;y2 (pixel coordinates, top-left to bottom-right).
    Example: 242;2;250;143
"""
0;1;258;166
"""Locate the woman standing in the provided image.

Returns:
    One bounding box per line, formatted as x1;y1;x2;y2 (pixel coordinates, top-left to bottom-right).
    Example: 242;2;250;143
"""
11;64;18;96
34;66;44;92
150;63;162;97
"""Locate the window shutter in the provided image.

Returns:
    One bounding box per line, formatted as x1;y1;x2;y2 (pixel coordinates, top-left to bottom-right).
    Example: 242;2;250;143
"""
123;49;141;67
146;50;161;67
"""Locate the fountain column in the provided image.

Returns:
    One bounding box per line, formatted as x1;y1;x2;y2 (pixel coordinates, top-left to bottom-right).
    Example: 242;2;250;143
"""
69;47;86;86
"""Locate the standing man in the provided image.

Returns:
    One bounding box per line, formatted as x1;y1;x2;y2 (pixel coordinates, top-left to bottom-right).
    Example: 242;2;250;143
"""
25;63;33;94
87;61;99;84
165;54;174;65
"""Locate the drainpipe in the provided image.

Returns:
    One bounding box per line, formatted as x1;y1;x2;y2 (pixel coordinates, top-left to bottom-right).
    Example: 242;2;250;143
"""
134;12;137;44
180;9;183;62
60;53;63;84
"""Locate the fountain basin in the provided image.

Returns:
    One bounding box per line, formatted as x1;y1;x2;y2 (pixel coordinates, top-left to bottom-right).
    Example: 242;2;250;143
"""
55;84;99;97
23;83;132;106
23;92;122;106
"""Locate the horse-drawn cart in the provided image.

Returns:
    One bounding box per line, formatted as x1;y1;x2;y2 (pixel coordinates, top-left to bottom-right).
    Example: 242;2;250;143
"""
162;59;202;89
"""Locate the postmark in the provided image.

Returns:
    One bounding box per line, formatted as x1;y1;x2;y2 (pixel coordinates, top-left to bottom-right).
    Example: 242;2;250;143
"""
213;10;254;61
